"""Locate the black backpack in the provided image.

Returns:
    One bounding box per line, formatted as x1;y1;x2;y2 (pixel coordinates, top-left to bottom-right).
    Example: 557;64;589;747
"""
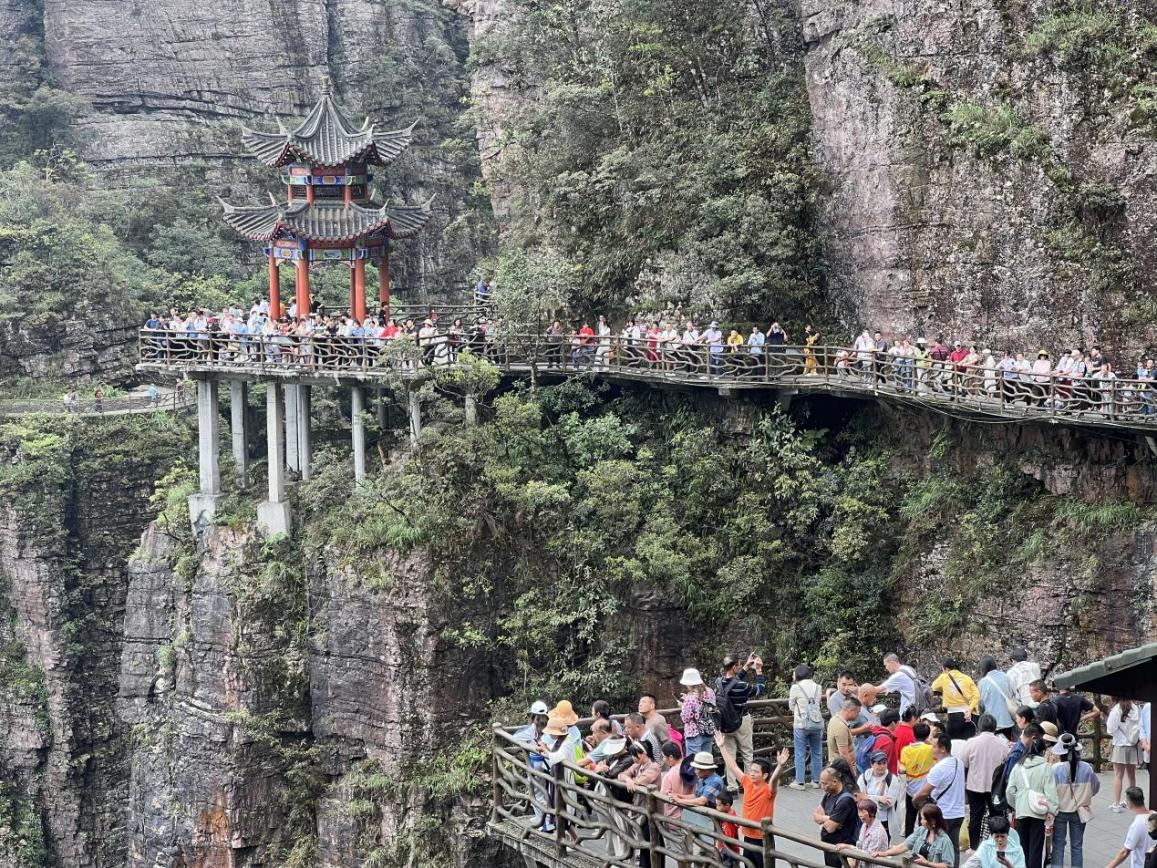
989;759;1011;813
713;677;743;734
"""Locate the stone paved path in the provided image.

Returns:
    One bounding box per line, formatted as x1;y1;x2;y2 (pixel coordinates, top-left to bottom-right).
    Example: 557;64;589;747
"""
759;768;1149;865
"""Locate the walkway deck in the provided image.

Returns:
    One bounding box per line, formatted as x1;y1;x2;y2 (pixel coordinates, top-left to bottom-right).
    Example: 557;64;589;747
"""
137;330;1157;435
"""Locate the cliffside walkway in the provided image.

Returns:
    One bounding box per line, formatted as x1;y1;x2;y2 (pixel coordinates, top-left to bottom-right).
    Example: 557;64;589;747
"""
490;701;1141;868
0;386;186;419
138;329;1157;433
137;327;1157;535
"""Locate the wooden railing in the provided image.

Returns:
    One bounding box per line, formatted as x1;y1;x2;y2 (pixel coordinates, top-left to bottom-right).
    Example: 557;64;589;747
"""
491;723;905;868
138;329;1157;431
490;698;1114;868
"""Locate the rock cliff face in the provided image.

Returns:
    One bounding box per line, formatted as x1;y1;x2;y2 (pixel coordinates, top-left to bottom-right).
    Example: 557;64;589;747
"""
0;417;188;867
798;0;1157;355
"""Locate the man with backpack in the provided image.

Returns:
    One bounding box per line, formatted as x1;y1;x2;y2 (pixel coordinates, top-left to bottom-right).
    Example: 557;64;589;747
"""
866;654;934;716
715;653;767;792
814;766;861;866
859;709;901;776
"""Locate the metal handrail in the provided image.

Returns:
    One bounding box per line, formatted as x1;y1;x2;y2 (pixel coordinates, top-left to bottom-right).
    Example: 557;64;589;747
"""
137;329;1157;431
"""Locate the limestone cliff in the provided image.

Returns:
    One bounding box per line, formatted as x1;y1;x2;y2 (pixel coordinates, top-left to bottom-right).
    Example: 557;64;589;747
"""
799;0;1157;356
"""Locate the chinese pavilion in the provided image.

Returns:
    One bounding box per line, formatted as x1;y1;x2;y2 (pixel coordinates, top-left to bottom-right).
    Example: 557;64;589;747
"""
222;83;433;321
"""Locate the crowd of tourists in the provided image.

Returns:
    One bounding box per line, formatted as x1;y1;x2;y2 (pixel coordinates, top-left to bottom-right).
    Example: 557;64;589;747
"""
141;306;1157;417
513;649;1153;868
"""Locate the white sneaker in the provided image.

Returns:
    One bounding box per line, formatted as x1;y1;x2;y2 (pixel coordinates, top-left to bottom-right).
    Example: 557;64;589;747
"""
1111;802;1124;813
809;781;822;789
788;782;806;791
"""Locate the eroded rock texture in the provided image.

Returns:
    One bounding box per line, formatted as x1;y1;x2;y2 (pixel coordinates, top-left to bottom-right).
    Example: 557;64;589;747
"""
799;0;1157;355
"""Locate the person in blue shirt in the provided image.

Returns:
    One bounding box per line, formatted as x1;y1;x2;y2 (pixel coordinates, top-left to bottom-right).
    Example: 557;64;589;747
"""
672;751;725;810
977;655;1017;736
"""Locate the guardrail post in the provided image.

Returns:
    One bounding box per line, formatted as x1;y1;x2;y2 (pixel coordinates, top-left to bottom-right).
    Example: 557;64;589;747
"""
552;762;566;857
491;725;502;824
1049;376;1057;418
1092;715;1104;771
646;791;662;868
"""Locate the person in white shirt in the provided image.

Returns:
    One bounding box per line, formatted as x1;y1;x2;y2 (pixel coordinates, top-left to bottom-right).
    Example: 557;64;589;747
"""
1007;648;1042;708
915;734;966;868
1108;698;1143;812
1104;787;1153;868
865;653;917;715
1140;702;1151;766
857;751;903;838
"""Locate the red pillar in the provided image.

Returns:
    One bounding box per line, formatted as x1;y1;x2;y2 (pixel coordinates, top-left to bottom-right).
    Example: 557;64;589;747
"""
295;256;310;320
349;265;356;318
378;245;391;317
287;185;295;203
306;184;315;205
268;254;281;319
343;184;352;205
354;259;367;323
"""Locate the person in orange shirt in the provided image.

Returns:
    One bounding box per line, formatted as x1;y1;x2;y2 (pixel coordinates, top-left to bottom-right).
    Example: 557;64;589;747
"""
715;731;789;868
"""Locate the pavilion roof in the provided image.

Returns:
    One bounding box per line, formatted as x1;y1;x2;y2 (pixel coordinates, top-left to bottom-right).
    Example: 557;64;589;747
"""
220;199;435;243
241;88;416;168
1053;642;1157;698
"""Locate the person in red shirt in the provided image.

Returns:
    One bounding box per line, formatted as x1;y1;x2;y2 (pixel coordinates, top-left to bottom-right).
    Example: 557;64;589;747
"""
949;341;969;394
577;322;595;368
893;707;918;758
715;732;789;868
868;709;901;775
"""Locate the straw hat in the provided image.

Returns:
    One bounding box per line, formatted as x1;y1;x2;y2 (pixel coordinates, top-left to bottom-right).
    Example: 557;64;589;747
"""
544;715;569;737
602;737;627;756
679;668;704;687
690;751;717;771
1040;721;1059;744
550;700;579;727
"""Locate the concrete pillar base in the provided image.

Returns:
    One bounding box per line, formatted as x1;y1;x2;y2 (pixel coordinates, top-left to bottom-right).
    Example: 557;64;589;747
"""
298;385;312;482
285;384;300;473
188;493;221;535
465;393;478;427
352;386;367;483
408;389;421;448
257;500;292;537
230;382;249;487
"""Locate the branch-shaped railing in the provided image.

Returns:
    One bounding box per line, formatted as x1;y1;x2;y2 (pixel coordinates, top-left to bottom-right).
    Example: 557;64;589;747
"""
138;328;1157;430
490;699;1112;868
491;723;905;868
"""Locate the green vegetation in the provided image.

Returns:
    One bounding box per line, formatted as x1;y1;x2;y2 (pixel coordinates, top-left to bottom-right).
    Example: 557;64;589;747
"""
483;0;828;324
0;777;46;868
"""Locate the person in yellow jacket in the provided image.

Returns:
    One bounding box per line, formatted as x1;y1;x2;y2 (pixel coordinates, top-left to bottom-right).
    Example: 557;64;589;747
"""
931;657;980;740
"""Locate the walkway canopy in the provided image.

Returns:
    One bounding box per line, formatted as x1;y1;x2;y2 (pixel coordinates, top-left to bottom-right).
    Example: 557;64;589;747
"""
1055;642;1156;808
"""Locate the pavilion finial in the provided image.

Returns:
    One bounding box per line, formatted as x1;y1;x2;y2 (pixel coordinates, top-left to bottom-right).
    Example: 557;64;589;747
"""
321;75;332;97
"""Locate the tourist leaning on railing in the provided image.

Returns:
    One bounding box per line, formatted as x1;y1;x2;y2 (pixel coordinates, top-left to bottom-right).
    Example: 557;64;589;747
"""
142;309;1157;422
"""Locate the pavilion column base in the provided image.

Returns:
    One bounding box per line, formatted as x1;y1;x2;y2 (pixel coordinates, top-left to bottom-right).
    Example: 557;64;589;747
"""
188;493;221;536
257;499;293;537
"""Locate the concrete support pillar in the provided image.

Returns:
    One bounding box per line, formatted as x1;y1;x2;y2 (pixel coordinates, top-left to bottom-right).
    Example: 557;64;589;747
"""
464;393;478;427
297;385;312;482
230;382;248;487
258;382;292;536
351;386;367;483
285;384;300;472
188;380;221;532
408;388;421;449
377;388;387;429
